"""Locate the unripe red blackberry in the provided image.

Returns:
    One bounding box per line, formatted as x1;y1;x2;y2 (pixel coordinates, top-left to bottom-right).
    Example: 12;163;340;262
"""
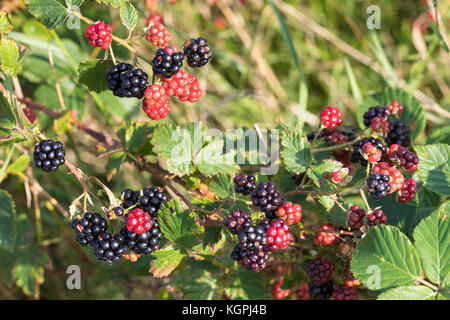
367;173;391;200
398;179;417;203
308;281;334;300
33;139;66;172
361;142;382;163
146;23;171;47
125;208;152;234
85;21;112;49
251;182;283;213
231;245;269;273
142;84;171;120
72;212;108;246
332;284;357;300
389;144;419;172
372;162;404;194
307;257;335;286
314;223;339;246
351;137;386;166
238;225;268;252
272;279;291;300
276;201;302;225
146;12;164;26
233;173;256;195
183;37;212;68
120;218;163;255
371;116;389;133
223;209;252;234
296;283;310;300
367;209;387;226
387;100;403;116
260;218;292;251
347;205;366;229
319;106;343;130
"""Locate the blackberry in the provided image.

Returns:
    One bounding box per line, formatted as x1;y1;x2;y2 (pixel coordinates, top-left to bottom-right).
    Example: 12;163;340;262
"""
386;120;411;147
264;211;278;220
238;225;268;252
120;218;163;255
332;284;357;300
106;63;148;99
307;257;335;286
363;106;390;127
231;245;269;273
71;212;107;246
33;139;66;172
366;173;391;200
306;128;333;142
233;173;256;195
152;46;184;78
251;182;283;213
351;137;386;166
121;187;168;217
347;205;366;229
367;208;387;226
260;218;292;251
389;144;419;171
308;281;334;300
223;209;252;234
92;232;129;266
183;37;212;68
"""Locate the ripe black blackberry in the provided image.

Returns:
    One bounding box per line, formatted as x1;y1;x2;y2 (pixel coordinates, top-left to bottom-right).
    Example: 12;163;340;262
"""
363;106;390;127
121;187;168;217
152;46;184;78
183;38;212;67
308;281;334;300
233;173;256;195
386;120;411;147
231;245;269;273
366;173;391;200
71;212;107;246
120;218;163;255
251;182;283;213
92;232;129;266
223;209;252;234
307;257;335;286
106;63;148;99
351;137;386;166
238;225;268;252
33;139;65;172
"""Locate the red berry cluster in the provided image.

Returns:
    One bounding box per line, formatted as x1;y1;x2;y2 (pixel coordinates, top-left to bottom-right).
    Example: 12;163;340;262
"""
320;106;343;130
361;142;382;163
387;99;403;116
371;116;389;133
125;208;152;234
372;162;404;194
347;205;366;229
367;209;387;226
142;84;171;120
389;144;419;172
314;223;339;246
262;218;292;251
276;201;302;225
146;23;172;47
162;69;202;103
272;279;291;300
296;283;310;300
85;21;112;49
398;178;417;203
333;284;357;300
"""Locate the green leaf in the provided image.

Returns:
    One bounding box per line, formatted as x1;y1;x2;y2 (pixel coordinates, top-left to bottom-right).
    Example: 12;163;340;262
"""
413;201;449;286
357;88;425;141
194;140;239;176
308;159;342;187
95;0;123;8
158;200;203;248
281;130;311;174
351;225;422;291
6;155;30;175
106;152;126;181
0;129;26;146
0;92;17;129
149;246;187;278
78;60;114;93
119;1;137;32
427;126;450;145
171;269;219;299
25;0;84;29
13;246;49;298
119;122;151;153
0;190;16;250
0;38;22;77
378;286;435;300
0;12;13;34
416;144;450;196
209;174;235;198
225;269;269;299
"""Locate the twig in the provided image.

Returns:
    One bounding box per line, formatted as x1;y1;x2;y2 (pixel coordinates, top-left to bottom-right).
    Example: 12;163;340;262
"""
48;46;66;111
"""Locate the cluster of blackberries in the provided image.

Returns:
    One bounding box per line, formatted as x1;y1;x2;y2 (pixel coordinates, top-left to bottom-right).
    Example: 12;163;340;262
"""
251;182;283;215
367;173;391;200
183;38;212;68
351;137;386;166
233;173;256;195
72;212;107;246
121;187;168;217
33;139;66;172
152;46;184;78
106;63;148;99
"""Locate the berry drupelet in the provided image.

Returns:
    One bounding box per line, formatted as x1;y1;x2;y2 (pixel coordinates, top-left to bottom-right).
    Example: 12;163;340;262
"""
251;182;283;213
92;232;129;266
367;173;391;200
351;137;386;166
152;46;184;78
34;139;66;172
233;173;257;195
183;38;212;68
72;212;108;246
238;225;268;252
223;209;252;234
386;120;411;147
106;63;148;99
